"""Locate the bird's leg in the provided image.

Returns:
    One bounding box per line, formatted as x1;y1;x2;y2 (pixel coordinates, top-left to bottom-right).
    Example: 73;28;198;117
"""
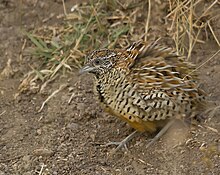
105;130;139;152
105;120;175;152
146;119;175;149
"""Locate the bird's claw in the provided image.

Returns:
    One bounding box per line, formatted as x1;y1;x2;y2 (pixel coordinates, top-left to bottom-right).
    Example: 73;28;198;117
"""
105;141;129;152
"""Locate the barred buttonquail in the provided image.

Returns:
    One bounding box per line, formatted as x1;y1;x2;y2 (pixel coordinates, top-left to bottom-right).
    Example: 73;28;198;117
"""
80;39;207;151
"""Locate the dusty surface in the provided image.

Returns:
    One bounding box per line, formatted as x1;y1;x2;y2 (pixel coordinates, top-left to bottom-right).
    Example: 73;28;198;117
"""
0;0;220;175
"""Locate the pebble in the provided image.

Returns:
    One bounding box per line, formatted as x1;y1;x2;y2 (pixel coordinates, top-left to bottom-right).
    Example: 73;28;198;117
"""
33;148;54;157
36;129;42;135
66;122;79;131
22;155;31;162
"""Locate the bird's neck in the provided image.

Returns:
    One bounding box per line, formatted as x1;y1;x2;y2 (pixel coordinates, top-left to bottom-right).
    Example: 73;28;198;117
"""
94;68;125;103
96;68;124;87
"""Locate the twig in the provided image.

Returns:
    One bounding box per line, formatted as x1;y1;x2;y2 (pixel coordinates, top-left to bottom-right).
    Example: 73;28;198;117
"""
50;56;72;78
0;110;6;116
40;74;58;93
198;124;219;134
206;105;220;120
62;0;67;16
187;0;194;59
194;0;218;25
144;0;151;41
166;0;202;18
37;163;46;175
38;84;67;112
68;92;75;104
166;0;190;18
183;49;220;80
207;21;220;47
19;39;27;61
73;13;94;50
204;125;219;134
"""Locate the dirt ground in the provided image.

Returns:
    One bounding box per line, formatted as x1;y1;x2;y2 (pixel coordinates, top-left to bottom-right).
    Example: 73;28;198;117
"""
0;0;220;175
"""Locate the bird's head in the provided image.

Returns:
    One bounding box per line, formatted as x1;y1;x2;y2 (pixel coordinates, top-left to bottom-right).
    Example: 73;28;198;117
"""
79;49;118;76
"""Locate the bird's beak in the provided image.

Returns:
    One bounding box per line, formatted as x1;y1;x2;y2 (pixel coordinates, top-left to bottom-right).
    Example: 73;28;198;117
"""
79;65;95;74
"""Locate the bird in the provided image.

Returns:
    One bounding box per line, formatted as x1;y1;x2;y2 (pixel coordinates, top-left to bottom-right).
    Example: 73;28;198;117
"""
79;39;207;151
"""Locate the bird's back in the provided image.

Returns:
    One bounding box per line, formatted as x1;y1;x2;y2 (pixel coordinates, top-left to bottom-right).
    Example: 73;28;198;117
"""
93;40;207;132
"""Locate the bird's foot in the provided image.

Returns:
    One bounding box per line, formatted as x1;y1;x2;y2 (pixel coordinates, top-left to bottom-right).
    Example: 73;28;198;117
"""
105;130;139;153
145;119;175;149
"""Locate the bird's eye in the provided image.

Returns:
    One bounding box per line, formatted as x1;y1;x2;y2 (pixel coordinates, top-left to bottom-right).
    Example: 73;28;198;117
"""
94;59;101;65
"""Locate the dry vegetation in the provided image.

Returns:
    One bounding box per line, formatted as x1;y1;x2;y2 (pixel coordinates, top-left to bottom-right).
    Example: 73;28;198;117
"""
20;0;219;93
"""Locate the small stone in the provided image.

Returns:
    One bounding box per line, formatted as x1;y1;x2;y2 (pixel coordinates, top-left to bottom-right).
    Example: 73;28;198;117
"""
23;172;32;175
66;122;79;131
36;129;42;135
77;103;85;110
33;148;54;157
53;171;58;175
68;87;74;92
90;133;96;142
23;162;31;170
214;155;219;159
180;150;185;154
22;155;31;162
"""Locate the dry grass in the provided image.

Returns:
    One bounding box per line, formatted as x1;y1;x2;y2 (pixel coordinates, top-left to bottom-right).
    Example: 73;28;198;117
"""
20;0;219;93
166;0;219;59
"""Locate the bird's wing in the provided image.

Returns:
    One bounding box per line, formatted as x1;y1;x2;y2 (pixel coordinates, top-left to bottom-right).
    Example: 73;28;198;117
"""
124;40;207;118
126;40;198;92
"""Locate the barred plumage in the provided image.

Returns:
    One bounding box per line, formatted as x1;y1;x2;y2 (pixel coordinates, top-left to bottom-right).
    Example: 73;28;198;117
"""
80;39;207;149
